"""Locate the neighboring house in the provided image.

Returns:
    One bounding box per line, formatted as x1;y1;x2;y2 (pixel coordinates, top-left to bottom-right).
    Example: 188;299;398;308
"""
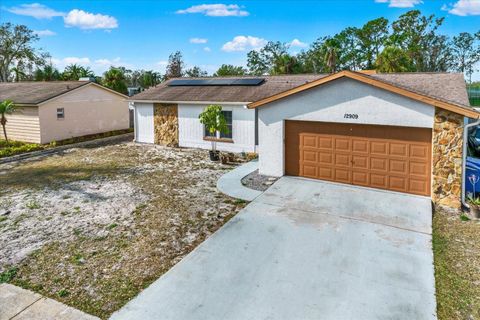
131;71;479;209
0;81;129;144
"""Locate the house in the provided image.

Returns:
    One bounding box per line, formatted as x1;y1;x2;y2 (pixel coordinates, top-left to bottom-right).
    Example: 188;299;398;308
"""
130;71;479;208
130;75;321;152
0;81;129;144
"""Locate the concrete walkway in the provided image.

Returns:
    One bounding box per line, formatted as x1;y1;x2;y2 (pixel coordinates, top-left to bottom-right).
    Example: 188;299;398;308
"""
216;160;262;201
111;177;436;320
0;283;99;320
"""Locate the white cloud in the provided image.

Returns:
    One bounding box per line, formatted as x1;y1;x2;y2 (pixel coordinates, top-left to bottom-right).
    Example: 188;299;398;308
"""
374;0;422;8
64;9;118;29
34;29;56;36
222;35;267;52
51;56;134;75
442;0;480;16
289;38;308;48
6;3;64;19
190;37;208;44
204;47;211;52
94;57;122;66
176;4;249;17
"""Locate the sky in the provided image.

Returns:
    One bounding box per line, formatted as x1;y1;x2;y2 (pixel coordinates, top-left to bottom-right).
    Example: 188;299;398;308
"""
0;0;479;79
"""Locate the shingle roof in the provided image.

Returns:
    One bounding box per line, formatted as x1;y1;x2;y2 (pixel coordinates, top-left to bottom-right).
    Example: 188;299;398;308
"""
131;72;470;109
370;72;470;106
0;81;90;105
131;75;324;103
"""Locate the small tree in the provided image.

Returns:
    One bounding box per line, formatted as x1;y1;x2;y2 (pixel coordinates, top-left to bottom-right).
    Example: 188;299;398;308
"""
0;100;16;143
198;105;229;153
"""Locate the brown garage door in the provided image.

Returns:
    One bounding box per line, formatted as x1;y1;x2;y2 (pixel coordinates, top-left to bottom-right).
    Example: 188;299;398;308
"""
285;121;432;196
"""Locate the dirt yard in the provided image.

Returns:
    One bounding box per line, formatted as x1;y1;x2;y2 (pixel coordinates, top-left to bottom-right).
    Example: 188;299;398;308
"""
0;142;247;319
433;206;480;320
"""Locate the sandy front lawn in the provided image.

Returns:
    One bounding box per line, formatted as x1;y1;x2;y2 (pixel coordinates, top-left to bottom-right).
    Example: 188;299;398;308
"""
0;142;247;319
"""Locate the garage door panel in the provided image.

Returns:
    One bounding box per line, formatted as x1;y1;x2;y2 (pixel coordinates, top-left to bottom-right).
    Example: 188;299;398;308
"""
302;165;317;178
410;145;429;159
352;139;369;153
335;154;350;167
370;142;388;155
335;138;350;152
318;137;333;149
389;159;408;175
370;157;388;172
409;178;429;195
389;176;408;192
302;150;317;162
318;167;334;180
318;152;333;165
352;171;369;186
352;155;368;169
370;174;388;189
302;135;317;148
335;169;351;183
410;161;428;176
390;143;408;157
287;121;431;196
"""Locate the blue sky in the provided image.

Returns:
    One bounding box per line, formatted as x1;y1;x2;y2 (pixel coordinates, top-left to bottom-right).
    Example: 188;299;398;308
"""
0;0;479;78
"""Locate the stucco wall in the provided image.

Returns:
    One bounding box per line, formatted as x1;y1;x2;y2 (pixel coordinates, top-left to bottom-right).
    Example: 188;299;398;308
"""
258;78;435;176
2;106;41;143
178;103;256;153
432;108;464;208
38;84;129;143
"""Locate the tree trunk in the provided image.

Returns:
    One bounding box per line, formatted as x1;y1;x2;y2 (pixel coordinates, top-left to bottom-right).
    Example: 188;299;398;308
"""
1;114;8;143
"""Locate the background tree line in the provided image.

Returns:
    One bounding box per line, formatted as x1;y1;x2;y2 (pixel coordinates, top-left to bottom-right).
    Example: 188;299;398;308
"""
1;10;479;96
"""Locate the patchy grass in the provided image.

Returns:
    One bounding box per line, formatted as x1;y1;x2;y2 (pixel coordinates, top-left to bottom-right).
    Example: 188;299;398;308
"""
433;206;480;320
0;267;18;283
0;142;246;319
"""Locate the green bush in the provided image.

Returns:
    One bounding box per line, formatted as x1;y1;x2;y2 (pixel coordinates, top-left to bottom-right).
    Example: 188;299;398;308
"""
0;128;133;158
0;141;44;158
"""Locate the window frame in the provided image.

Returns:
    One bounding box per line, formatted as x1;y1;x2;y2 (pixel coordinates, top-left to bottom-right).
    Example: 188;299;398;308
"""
219;110;233;139
56;108;65;120
203;109;233;141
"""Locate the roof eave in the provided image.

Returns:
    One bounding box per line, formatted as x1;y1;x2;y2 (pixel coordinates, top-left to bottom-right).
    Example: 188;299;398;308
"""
129;99;251;105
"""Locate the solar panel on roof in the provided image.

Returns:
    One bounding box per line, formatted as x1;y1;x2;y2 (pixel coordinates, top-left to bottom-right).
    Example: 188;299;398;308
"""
168;78;265;86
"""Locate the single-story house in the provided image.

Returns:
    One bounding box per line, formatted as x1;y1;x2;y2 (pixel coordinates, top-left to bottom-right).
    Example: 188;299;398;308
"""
0;81;129;144
130;71;479;208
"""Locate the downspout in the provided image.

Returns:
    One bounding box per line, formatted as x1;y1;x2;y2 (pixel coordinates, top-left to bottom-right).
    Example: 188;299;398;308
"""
461;117;480;208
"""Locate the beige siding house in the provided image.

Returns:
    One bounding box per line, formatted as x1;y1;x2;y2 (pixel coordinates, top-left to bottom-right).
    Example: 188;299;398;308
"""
0;81;129;144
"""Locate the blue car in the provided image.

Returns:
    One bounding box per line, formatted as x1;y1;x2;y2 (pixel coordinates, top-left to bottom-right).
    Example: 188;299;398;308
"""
466;156;480;196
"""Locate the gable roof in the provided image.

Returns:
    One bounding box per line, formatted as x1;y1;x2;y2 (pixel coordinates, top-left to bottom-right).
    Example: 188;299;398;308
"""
131;75;324;103
0;81;127;105
248;71;477;118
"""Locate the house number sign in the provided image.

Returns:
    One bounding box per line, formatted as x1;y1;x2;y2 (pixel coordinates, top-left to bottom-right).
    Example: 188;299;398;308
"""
344;113;359;119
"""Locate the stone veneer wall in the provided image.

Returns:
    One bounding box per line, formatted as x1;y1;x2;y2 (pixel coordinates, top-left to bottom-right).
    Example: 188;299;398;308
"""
432;108;464;208
154;103;178;147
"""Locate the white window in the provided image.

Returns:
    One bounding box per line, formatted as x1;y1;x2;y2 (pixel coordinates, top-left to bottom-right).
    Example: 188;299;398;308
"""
204;110;233;139
57;108;65;119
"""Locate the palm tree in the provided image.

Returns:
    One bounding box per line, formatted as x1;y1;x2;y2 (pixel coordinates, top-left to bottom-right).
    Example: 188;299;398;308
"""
0;100;17;143
325;47;337;74
102;67;128;94
10;66;26;82
62;64;94;80
34;64;61;81
376;46;414;73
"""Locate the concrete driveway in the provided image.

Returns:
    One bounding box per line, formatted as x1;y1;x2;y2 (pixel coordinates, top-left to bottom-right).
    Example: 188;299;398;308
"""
111;177;436;320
